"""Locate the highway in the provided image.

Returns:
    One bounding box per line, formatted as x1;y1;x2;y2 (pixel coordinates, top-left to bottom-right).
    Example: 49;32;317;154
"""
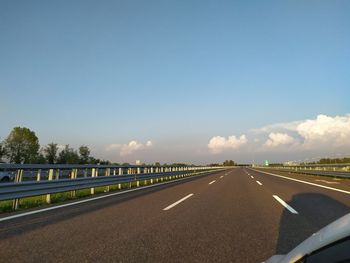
0;168;349;263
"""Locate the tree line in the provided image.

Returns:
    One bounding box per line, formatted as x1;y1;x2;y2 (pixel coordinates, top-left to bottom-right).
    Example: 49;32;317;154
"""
208;160;236;166
0;127;111;164
305;157;350;165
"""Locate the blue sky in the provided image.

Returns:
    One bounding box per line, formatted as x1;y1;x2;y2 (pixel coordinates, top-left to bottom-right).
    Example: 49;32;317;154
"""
1;0;349;164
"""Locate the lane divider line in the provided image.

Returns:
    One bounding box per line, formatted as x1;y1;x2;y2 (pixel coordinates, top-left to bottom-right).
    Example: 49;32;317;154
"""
209;180;216;185
314;179;339;184
220;176;224;179
273;195;298;214
256;181;262;186
250;176;254;179
163;194;194;211
250;169;350;195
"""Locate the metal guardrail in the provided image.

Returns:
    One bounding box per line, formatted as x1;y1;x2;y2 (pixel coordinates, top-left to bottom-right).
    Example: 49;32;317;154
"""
0;164;220;182
0;164;225;210
0;169;219;201
292;170;350;178
0;164;190;170
281;163;350;167
265;164;350;170
256;166;350;179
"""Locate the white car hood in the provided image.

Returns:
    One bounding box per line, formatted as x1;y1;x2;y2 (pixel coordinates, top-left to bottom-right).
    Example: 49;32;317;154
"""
265;212;350;263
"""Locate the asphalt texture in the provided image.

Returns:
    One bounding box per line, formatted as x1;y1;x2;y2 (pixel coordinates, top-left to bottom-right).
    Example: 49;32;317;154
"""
0;168;349;263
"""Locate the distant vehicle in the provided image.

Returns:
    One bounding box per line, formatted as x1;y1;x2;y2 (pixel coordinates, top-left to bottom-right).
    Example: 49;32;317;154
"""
265;213;350;263
0;171;14;182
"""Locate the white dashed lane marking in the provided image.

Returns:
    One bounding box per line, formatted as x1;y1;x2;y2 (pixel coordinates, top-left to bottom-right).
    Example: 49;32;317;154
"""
163;194;194;211
273;195;298;214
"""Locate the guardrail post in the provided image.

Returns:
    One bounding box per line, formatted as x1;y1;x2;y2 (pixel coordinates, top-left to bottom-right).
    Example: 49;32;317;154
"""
12;169;23;210
118;168;123;189
70;169;77;198
55;169;60;180
150;167;154;184
136;167;141;187
46;169;54;204
129;168;134;188
105;168;111;192
36;169;41;181
91;168;96;195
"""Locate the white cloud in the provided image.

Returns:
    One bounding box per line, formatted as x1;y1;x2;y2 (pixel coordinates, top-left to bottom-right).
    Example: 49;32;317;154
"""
252;120;301;133
296;114;350;148
264;132;295;147
256;114;350;151
208;134;247;154
106;140;153;156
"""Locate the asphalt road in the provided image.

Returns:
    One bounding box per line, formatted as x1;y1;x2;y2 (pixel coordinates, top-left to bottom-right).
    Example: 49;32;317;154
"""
0;168;349;263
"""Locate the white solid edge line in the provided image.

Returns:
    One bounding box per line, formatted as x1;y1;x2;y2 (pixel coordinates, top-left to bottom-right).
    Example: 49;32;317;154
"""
0;171;217;222
250;168;350;195
273;195;298;214
256;181;262;186
209;180;216;185
163;193;194;211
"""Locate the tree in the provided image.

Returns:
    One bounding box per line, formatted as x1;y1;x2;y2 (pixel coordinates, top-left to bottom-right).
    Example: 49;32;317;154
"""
44;143;59;164
34;151;47;164
317;157;350;164
79;145;91;164
223;160;235;166
208;163;221;167
0;140;5;162
99;160;111;165
57;145;80;164
4;127;40;163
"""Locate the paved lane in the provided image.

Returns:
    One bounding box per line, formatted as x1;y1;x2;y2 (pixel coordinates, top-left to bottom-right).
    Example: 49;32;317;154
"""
0;168;349;262
247;168;350;253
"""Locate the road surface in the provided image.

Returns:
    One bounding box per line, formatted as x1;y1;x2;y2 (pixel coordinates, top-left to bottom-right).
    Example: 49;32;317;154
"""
0;168;349;262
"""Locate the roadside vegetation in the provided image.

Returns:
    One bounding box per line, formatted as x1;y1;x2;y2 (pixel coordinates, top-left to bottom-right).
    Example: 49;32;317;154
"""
0;127;111;165
306;157;350;165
